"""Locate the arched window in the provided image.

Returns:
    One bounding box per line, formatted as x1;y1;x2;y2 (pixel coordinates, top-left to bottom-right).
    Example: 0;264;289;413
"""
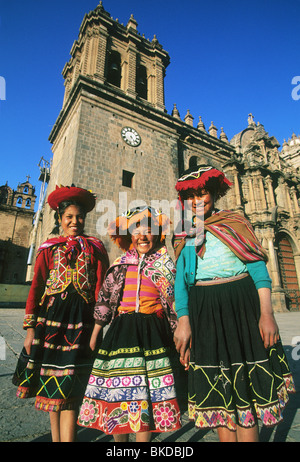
136;65;147;100
107;51;121;88
277;234;300;311
189;156;199;168
25;198;31;208
16;197;23;207
23;186;29;193
0;188;8;205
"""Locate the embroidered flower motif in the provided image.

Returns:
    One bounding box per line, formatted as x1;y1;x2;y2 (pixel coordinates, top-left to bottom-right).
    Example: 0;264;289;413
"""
129;401;139;413
112;377;121;387
141;400;148;410
78;399;98;426
154;403;177;431
151;377;161;389
122;376;131;387
121;402;128;411
96;377;105;387
163;374;174;386
132;375;142;386
166;285;174;297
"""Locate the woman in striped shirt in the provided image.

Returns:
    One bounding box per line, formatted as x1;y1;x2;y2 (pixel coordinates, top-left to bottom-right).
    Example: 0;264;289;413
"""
78;206;184;442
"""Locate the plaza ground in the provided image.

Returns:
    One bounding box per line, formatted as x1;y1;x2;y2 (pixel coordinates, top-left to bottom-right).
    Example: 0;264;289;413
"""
0;309;299;443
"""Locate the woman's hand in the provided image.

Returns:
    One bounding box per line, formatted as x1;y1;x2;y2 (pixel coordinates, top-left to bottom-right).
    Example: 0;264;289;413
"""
24;328;35;355
179;348;190;370
89;323;103;351
174;315;192;366
259;313;279;349
258;287;280;348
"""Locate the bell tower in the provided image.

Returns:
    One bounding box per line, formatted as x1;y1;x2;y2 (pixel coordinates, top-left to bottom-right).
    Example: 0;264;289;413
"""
45;2;178;258
62;2;170;111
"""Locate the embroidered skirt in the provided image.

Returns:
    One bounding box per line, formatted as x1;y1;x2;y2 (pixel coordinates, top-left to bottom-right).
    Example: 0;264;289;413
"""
188;275;296;431
78;311;184;434
13;290;96;412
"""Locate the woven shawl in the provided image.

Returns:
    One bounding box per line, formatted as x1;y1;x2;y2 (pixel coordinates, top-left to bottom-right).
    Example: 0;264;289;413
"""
174;210;268;263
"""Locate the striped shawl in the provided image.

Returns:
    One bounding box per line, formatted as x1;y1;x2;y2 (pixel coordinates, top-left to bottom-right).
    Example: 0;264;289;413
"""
174;210;268;263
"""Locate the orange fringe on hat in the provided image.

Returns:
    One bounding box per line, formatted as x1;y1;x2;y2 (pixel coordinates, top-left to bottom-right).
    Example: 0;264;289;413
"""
108;207;170;251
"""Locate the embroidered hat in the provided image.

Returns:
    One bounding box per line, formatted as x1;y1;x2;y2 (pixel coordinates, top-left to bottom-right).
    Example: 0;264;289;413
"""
47;185;96;212
175;165;232;202
108;205;170;251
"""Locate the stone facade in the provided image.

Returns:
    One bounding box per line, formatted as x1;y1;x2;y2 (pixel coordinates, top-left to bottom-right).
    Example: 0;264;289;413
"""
229;115;300;311
35;2;300;311
0;180;36;283
281;133;300;169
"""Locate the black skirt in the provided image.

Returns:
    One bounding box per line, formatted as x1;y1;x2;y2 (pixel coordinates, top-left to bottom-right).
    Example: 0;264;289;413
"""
13;290;96;412
188;275;295;430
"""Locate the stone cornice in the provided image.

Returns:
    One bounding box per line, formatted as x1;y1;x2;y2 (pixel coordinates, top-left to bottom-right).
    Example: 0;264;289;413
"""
49;75;234;161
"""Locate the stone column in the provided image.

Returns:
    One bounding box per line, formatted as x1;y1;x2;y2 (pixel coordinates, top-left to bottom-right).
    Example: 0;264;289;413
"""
265;175;276;208
82;30;92;76
258;175;267;210
247;175;255;211
154;57;166;111
95;25;108;83
285;186;294;217
233;169;242;207
126;43;137;99
291;186;300;214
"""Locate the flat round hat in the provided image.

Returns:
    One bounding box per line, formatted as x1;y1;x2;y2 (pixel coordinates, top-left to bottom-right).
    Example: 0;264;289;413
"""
175;165;232;199
48;185;96;212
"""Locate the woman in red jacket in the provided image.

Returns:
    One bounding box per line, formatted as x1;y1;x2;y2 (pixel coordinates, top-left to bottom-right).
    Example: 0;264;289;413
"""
13;185;109;442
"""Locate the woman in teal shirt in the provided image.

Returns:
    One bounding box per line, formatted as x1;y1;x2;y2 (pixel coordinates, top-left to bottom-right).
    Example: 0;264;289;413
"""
173;165;295;442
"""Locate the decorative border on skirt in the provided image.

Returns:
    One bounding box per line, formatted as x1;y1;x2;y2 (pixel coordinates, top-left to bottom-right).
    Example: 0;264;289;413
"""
188;374;295;431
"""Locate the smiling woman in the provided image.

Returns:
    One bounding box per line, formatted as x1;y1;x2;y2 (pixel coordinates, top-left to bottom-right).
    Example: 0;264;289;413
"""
12;185;109;443
77;205;186;443
131;224;159;256
173;165;296;442
57;203;86;237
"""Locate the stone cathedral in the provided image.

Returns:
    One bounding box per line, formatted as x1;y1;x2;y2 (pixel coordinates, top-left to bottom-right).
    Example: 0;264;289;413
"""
35;2;300;312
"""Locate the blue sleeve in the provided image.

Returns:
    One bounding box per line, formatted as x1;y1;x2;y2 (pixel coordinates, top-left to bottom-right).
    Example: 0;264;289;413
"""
246;260;272;290
174;249;190;319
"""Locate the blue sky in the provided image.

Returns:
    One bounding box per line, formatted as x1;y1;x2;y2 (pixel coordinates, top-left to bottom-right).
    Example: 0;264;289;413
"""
0;0;300;204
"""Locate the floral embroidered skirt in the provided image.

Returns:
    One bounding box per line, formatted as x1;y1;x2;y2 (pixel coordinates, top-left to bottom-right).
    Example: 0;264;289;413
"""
12;290;96;412
78;311;184;434
188;275;296;431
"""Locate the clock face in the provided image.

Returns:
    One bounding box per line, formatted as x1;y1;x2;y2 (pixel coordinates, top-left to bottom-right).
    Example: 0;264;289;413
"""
121;127;141;147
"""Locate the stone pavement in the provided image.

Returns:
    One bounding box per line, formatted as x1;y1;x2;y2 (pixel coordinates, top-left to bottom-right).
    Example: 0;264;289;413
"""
0;308;299;443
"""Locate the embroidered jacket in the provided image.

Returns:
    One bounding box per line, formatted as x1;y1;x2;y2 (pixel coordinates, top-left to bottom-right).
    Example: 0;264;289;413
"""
23;236;109;329
94;246;178;332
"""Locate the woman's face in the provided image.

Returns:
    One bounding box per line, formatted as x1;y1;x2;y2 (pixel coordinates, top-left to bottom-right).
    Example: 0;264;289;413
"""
131;224;158;256
185;188;215;218
60;205;85;237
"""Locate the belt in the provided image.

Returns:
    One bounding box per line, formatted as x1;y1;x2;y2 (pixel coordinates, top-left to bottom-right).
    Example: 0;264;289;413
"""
195;273;249;286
